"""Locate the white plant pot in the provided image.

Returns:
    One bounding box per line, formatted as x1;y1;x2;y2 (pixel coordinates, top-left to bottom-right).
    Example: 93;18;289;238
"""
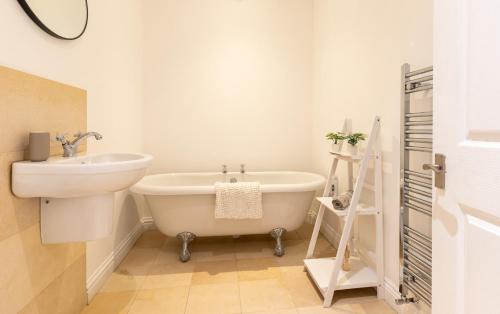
346;144;358;155
331;142;341;152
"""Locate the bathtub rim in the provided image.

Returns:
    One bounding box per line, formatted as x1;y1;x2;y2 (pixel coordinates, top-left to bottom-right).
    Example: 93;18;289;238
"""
131;171;326;195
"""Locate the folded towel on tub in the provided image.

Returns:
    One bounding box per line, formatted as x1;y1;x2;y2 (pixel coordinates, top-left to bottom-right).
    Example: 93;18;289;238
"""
215;181;262;219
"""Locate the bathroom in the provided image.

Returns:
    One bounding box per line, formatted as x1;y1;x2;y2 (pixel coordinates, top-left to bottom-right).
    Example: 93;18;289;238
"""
1;0;498;313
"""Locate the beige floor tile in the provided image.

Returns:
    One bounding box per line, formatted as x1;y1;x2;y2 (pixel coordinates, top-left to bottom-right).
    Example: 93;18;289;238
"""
134;230;166;248
239;279;295;313
298;301;394;314
88;232;396;314
358;300;396;314
195;235;235;244
163;235;181;246
235;241;276;260
297;303;362;314
316;234;332;246
282;231;302;241
236;234;271;242
247;309;298;314
128;286;189;314
81;291;135;314
330;288;378;305
274;254;305;268
237;258;282;281
142;263;194;289
191;260;238;285
283;239;309;255
313;236;337;258
296;224;314;240
100;266;149;292
119;247;161;269
274;240;308;267
280;268;323;307
191;242;236;262
296;305;342;313
278;264;306;276
17;300;39;314
155;243;181;265
185;283;240;314
274;251;306;267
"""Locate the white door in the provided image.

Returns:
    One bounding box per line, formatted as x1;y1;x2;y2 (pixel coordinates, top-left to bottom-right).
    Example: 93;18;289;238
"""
434;0;500;313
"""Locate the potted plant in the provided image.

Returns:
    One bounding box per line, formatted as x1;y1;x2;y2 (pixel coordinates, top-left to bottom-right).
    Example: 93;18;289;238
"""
326;132;346;152
345;133;366;155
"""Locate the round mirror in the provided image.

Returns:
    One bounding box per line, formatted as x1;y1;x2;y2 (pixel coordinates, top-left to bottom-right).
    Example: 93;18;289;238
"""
18;0;88;40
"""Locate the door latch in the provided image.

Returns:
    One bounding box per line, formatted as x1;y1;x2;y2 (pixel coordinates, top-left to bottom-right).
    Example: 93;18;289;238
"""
423;153;446;189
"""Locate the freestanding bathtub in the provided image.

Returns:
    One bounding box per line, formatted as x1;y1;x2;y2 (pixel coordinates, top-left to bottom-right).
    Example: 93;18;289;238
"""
131;171;325;261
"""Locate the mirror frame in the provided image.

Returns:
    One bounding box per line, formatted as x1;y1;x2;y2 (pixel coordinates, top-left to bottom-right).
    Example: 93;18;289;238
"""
17;0;88;40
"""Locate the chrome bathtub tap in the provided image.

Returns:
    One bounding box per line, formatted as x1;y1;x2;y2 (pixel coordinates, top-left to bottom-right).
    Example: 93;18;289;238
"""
240;164;245;174
222;164;227;174
56;131;103;157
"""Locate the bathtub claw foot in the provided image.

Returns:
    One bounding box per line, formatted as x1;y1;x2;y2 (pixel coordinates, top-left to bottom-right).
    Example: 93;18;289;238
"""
176;232;196;262
270;228;287;257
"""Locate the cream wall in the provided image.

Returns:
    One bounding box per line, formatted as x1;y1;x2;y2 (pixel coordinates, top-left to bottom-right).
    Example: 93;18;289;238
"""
311;0;433;303
0;0;144;300
0;0;434;310
143;0;313;174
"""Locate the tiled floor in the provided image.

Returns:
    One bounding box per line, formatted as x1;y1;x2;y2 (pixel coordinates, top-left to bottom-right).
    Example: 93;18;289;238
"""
82;225;395;314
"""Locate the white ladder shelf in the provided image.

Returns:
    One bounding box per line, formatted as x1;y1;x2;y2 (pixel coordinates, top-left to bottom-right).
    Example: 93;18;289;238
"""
304;117;384;307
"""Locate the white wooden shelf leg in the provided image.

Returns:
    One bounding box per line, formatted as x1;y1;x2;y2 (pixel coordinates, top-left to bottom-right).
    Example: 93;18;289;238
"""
375;138;384;299
306;157;340;258
306;205;324;258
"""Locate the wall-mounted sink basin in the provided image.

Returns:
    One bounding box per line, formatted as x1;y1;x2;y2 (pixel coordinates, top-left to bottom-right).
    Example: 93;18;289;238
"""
11;152;152;244
12;153;152;198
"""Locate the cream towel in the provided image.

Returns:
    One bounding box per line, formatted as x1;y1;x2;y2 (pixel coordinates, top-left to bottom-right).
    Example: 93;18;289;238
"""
215;181;262;219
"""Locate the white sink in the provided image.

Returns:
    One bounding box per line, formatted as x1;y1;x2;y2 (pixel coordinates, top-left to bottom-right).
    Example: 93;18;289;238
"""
11;153;152;244
12;153;152;198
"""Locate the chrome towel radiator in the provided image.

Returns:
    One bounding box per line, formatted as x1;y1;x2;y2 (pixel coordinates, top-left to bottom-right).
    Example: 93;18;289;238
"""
397;64;433;307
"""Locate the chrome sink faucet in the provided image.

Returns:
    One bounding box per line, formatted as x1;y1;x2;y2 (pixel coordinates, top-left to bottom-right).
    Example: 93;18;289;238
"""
56;132;103;157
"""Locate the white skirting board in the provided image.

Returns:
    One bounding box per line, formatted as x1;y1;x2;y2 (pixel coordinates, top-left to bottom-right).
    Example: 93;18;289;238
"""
384;278;404;313
384;278;431;314
141;216;155;230
320;221;341;246
86;220;146;302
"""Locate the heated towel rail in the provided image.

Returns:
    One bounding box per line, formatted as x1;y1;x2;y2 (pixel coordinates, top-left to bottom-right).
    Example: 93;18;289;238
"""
398;64;433;307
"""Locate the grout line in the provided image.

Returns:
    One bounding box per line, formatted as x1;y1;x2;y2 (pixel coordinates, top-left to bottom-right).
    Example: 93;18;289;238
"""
236;274;243;314
124;289;139;314
183;284;191;314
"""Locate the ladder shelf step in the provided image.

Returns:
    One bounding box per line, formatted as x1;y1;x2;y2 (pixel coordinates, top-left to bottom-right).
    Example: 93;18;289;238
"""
329;151;378;161
303;257;379;294
316;197;378;216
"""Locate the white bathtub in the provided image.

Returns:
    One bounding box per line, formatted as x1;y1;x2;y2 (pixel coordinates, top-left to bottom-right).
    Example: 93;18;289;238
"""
131;171;325;237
